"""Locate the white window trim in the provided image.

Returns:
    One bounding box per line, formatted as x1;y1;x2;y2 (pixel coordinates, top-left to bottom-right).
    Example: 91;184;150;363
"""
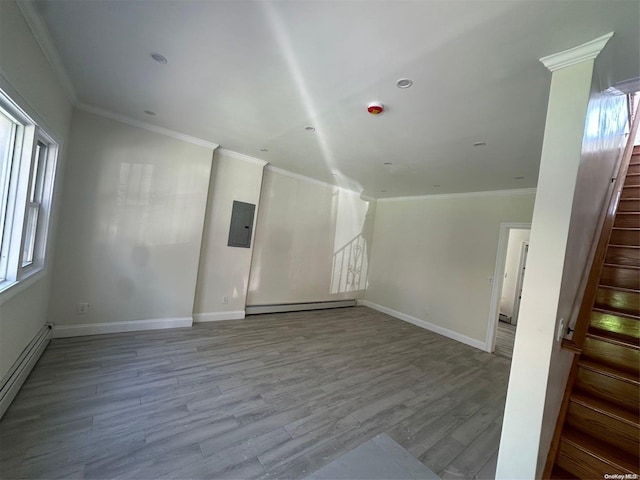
0;87;59;299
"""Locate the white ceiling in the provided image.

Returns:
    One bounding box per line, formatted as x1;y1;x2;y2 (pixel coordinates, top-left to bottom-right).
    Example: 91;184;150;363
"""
30;0;640;197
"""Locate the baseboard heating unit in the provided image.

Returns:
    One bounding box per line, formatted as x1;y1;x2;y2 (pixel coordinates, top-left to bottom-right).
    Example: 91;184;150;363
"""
0;323;52;419
245;299;357;315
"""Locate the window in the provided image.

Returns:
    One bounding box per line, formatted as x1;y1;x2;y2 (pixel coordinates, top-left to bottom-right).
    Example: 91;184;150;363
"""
0;89;58;290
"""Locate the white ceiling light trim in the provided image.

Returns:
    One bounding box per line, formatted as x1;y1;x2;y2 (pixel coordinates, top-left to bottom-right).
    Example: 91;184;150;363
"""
539;32;614;72
77;103;219;150
217;149;268;167
379;188;537;203
16;0;79;104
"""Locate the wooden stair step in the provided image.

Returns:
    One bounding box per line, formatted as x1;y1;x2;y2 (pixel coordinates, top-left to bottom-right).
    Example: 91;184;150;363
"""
621;186;640;199
600;264;640;290
557;427;639;478
617;197;640;212
583;333;640;375
605;245;640;267
590;310;640;340
549;465;578;479
632;145;640;156
595;285;640;317
588;320;640;345
575;359;639;411
609;228;640;247
624;173;640;187
628;163;640;175
571;390;639;427
586;328;640;349
578;358;639;385
614;212;640;228
567;391;640;456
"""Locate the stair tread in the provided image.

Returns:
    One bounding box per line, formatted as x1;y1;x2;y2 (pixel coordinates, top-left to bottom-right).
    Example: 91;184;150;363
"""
570;390;640;426
603;263;640;269
597;284;640;294
592;306;640;320
587;327;640;348
561;426;638;474
549;465;578;480
586;329;640;350
578;358;640;386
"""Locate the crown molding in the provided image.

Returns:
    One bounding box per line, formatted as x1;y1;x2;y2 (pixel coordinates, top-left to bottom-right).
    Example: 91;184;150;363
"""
0;71;64;143
266;165;340;190
217;149;268;167
266;165;368;198
606;77;640;95
540;32;613;72
77;103;219;150
16;0;79;105
378;188;537;203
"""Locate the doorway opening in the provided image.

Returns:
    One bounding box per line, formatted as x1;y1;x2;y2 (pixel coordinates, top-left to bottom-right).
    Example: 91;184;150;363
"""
486;222;532;358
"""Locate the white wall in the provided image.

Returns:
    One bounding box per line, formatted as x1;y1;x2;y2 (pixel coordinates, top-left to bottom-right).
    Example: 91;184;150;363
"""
364;191;535;349
496;56;599;478
0;0;72;379
193;150;266;320
500;228;530;319
48;109;214;335
247;168;375;305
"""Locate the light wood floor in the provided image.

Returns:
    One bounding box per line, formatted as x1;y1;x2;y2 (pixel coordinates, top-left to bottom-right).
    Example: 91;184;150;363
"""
494;321;516;360
0;307;511;479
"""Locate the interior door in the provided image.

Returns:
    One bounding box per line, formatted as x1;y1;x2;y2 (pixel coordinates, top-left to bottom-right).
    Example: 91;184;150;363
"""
511;242;529;326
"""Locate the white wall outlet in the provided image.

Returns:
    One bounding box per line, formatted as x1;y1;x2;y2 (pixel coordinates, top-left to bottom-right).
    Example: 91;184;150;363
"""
222;296;229;304
77;303;90;314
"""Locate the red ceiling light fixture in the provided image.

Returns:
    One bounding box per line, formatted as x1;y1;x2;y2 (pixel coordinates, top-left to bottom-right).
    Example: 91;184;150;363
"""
367;102;384;115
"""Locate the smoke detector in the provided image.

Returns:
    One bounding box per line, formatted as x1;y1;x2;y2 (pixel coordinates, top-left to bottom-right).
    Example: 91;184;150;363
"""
367;102;384;115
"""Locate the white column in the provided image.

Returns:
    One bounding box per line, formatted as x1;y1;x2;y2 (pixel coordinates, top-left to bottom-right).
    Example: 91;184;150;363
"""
495;32;613;480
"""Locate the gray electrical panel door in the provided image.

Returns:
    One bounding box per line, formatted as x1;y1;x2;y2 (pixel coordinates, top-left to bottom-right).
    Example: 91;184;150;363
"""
228;201;256;248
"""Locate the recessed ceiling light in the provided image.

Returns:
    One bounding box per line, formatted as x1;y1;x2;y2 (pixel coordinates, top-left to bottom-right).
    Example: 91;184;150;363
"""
151;53;168;64
381;189;387;193
514;176;525;180
433;184;441;187
330;172;337;176
473;142;487;147
260;148;268;152
396;78;413;89
144;110;156;116
383;162;393;165
304;126;315;132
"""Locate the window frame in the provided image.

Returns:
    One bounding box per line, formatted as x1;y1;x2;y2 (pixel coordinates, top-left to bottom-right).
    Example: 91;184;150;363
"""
0;88;59;295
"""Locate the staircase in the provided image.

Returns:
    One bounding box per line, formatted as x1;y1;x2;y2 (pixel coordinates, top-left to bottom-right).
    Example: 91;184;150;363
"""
549;145;640;479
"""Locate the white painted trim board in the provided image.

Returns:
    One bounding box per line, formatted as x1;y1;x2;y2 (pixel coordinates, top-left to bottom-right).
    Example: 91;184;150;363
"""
358;300;486;351
193;311;245;322
53;317;193;338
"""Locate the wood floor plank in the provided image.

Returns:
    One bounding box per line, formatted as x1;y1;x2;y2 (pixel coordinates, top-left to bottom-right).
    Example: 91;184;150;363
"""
0;306;510;479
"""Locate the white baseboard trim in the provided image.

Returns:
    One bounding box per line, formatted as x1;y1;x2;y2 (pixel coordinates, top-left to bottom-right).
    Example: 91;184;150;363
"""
193;311;245;322
0;324;52;419
358;300;486;351
53;317;193;338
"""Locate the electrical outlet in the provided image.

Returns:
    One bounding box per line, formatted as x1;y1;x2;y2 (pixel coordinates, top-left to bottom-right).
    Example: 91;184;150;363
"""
222;296;229;304
77;303;90;314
